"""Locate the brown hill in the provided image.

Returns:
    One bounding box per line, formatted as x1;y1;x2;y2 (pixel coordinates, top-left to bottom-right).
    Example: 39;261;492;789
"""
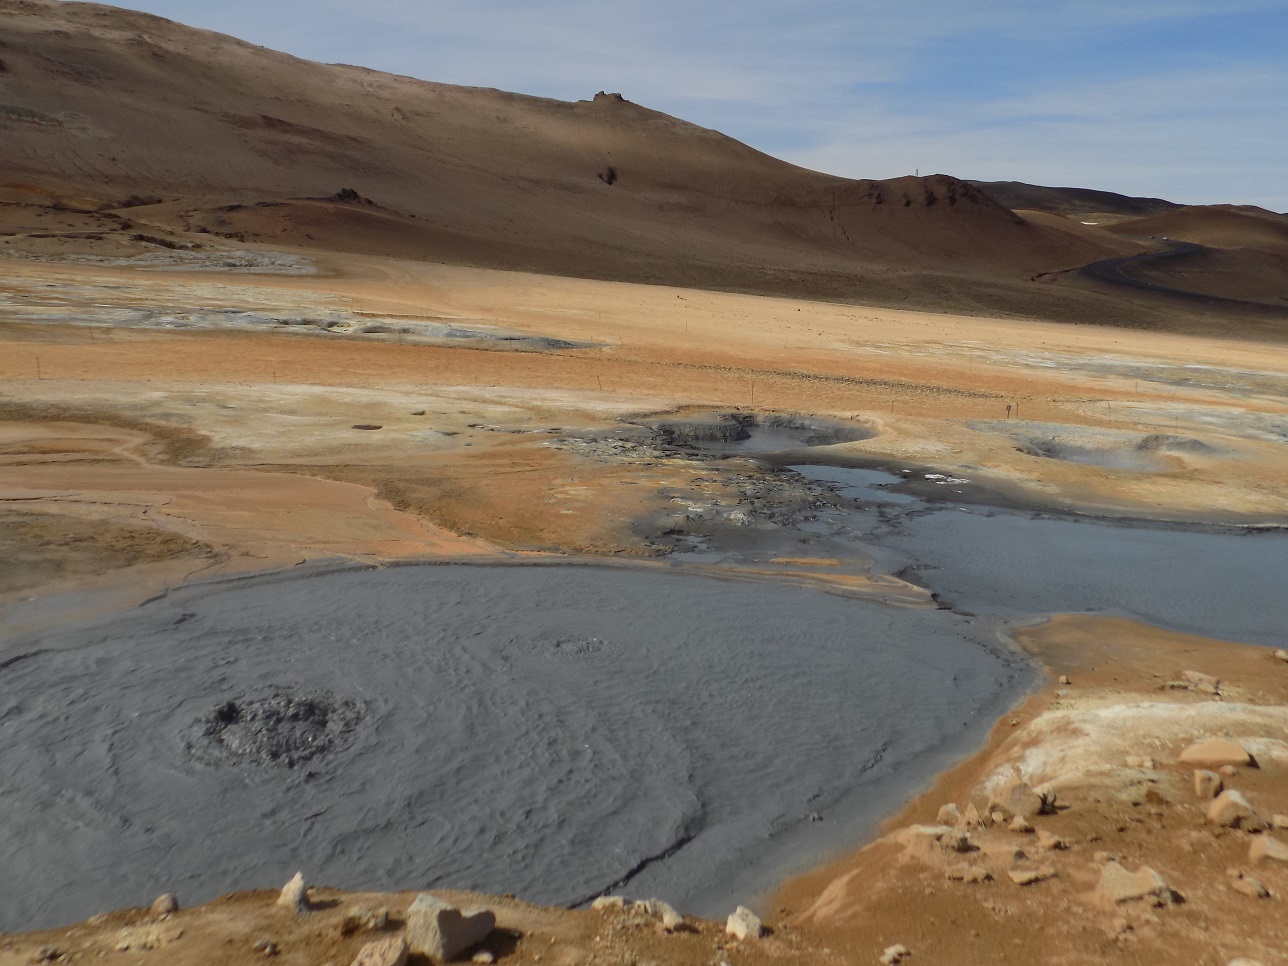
1105;205;1288;254
969;181;1180;221
2;0;1280;335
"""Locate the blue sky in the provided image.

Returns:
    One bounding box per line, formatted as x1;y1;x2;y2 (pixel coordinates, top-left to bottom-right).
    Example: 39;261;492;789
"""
108;0;1288;210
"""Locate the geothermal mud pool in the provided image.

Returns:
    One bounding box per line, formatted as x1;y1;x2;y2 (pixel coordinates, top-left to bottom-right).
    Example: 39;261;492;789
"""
0;564;1028;931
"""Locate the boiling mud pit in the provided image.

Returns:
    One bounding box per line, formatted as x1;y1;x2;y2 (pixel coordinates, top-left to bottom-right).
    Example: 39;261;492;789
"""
641;412;872;456
0;565;1027;931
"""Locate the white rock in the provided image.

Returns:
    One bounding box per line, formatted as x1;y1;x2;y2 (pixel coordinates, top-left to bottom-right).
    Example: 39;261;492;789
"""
277;872;307;914
350;936;409;966
1096;861;1175;906
591;895;626;912
1193;769;1223;800
1179;738;1254;768
1207;790;1266;830
725;906;763;941
935;803;962;826
1248;836;1288;864
406;894;495;963
880;943;910;965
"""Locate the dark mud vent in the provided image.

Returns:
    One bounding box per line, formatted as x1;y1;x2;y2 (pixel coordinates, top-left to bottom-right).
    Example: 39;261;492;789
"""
186;688;364;768
598;166;618;186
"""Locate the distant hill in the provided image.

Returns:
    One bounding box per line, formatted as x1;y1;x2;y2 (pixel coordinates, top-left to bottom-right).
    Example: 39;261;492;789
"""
1104;205;1288;254
969;181;1181;219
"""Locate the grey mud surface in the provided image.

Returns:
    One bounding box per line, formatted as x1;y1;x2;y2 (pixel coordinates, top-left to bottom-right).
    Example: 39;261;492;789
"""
0;564;1029;931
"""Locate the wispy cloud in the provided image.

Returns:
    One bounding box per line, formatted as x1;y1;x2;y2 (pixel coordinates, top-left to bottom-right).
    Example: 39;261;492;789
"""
92;0;1288;209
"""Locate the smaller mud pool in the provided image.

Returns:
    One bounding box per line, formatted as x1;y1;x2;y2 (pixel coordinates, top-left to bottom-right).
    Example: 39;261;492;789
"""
641;412;872;457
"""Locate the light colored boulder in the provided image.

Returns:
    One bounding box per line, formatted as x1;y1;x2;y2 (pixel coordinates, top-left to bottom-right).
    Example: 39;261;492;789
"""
1207;790;1266;830
1273;814;1288;830
935;803;962;826
1179;739;1254;768
350;936;409;966
406;894;495;963
896;824;972;854
963;802;988;828
149;894;179;918
591;895;626;912
1181;670;1221;694
988;778;1053;819
1096;861;1176;906
1274;648;1288;662
945;863;992;883
1228;872;1269;898
880;944;910;965
651;899;684;932
1036;830;1068;851
1008;867;1056;886
1193;769;1223;800
1248;836;1288;864
725;906;763;942
277;872;308;914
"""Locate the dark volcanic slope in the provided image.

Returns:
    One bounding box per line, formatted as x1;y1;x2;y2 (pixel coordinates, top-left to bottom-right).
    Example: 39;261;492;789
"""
970;181;1180;219
1;0;1280;335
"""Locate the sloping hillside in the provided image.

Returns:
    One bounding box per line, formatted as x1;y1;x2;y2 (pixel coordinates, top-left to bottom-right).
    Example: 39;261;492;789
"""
971;181;1180;220
0;0;1144;313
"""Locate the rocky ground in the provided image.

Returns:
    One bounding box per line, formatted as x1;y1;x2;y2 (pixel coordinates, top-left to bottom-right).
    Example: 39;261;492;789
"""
3;252;1288;964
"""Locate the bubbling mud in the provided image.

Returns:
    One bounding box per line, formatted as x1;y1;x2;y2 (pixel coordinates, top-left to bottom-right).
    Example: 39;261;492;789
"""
0;564;1025;931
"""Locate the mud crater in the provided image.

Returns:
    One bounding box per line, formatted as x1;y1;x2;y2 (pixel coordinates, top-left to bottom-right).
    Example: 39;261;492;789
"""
186;687;364;768
641;412;872;457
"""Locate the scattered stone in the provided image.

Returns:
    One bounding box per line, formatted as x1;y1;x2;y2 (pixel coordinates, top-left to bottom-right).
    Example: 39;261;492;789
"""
1249;836;1288;864
350;936;408;966
988;778;1054;819
33;947;59;963
896;824;972;854
277;872;308;914
1096;861;1176;906
1274;649;1288;663
149;893;179;918
472;952;496;965
1008;816;1033;834
252;938;279;957
1193;769;1223;800
1181;670;1221;694
880;944;911;965
1008;867;1057;886
351;424;383;431
962;802;987;829
936;803;962;826
1178;739;1254;768
1273;814;1288;830
340;906;389;936
1058;674;1070;685
1228;871;1270;898
591;895;626;912
651;899;684;932
945;863;992;883
725;906;763;941
1221;764;1241;777
1207;790;1266;830
114;925;184;952
1036;830;1069;851
406;894;495;963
